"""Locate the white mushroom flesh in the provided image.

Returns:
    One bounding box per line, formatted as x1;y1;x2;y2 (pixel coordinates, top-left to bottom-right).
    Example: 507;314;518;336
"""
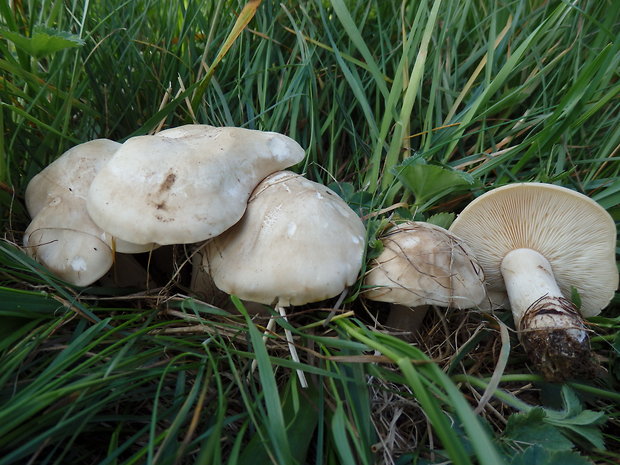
501;248;587;342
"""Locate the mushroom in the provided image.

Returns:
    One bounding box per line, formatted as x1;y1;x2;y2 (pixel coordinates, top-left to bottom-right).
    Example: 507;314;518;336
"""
25;205;115;287
86;125;305;246
204;171;366;306
25;139;118;218
190;247;271;315
202;170;366;385
23;139;155;286
449;183;619;381
364;221;486;334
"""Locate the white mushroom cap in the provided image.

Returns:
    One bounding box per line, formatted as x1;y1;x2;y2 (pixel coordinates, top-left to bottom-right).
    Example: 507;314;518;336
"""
449;183;618;317
364;221;486;308
24;195;113;286
25;139;156;254
204;171;366;307
86;125;305;246
25;139;121;217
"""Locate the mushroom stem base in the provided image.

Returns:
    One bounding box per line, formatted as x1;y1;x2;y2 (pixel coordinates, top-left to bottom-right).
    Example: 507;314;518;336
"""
519;296;598;382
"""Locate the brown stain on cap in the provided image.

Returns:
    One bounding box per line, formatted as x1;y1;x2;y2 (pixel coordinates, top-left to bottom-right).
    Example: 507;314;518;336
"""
158;172;177;193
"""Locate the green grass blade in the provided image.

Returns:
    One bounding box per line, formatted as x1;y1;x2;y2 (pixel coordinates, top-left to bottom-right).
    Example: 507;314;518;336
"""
232;296;295;464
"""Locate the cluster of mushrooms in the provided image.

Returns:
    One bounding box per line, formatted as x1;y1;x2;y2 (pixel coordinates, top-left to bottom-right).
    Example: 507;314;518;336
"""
368;186;618;381
24;124;365;300
24;125;618;382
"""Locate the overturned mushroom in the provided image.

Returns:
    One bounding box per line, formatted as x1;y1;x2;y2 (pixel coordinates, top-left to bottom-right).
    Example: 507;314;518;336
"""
87;125;305;246
449;183;618;381
364;221;486;333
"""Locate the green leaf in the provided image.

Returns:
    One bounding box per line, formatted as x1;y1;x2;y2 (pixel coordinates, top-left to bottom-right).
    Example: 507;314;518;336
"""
503;408;573;452
509;445;593;465
327;181;375;217
426;212;455;229
546;387;606;425
559;387;584;418
543;386;606;450
364;218;390;260
0;26;84;58
392;158;477;209
570;287;582;311
327;181;356;202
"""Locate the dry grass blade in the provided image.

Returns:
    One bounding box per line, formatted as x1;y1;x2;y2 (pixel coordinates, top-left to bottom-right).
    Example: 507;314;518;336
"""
474;319;510;414
191;0;263;110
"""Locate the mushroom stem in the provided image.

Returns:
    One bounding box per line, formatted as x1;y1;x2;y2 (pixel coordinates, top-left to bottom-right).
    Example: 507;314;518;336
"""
500;248;596;381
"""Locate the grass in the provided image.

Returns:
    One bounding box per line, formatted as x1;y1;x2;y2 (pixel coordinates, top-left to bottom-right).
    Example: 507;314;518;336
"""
1;0;619;463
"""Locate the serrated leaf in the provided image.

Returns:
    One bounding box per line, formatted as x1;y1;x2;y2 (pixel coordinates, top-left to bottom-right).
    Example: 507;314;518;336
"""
545;386;603;422
510;445;594;465
558;424;605;451
0;26;84;58
395;207;413;220
560;385;582;417
509;445;549;465
327;181;375;216
556;409;606;427
348;190;375;215
503;408;572;452
543;386;606;450
391;158;477;209
426;212;455;229
327;181;356;202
